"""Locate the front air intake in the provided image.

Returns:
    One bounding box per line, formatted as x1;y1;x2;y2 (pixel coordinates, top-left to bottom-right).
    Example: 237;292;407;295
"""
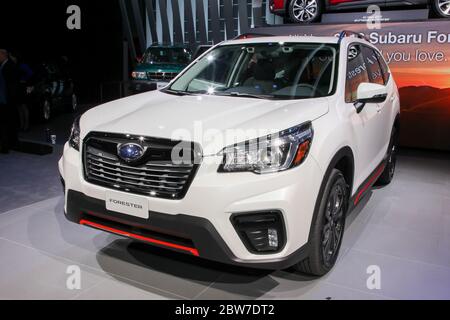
231;211;286;254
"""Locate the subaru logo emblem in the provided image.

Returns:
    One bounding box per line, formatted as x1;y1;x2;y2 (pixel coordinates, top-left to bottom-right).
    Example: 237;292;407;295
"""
117;143;145;162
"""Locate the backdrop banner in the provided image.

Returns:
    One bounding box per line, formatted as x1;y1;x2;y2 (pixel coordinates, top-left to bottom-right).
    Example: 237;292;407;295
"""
255;20;450;151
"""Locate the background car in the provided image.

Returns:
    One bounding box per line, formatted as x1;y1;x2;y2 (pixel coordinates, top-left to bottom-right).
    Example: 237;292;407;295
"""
27;60;77;121
269;0;450;24
130;45;192;93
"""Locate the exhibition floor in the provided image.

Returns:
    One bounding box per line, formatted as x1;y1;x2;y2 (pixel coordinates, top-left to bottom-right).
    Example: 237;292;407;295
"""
0;114;449;299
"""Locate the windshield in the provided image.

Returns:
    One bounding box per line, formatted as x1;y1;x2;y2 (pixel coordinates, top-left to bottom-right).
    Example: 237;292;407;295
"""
167;42;338;100
142;47;191;64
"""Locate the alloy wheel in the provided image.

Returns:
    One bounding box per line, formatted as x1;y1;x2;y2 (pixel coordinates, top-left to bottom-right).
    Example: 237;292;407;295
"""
292;0;318;22
437;0;450;16
321;182;345;268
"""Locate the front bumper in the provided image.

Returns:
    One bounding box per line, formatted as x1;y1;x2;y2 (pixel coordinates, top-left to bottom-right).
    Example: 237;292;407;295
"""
59;141;323;269
65;189;310;269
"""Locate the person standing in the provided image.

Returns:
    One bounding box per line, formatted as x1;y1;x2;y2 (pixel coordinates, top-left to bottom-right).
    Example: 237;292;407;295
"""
0;49;20;153
10;51;33;132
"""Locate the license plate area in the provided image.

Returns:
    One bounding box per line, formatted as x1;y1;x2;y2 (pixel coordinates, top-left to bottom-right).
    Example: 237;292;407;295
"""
105;190;149;219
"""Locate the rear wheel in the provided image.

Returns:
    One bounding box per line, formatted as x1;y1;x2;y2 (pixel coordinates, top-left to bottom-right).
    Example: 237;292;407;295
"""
288;0;323;24
431;0;450;18
377;127;398;185
293;169;348;276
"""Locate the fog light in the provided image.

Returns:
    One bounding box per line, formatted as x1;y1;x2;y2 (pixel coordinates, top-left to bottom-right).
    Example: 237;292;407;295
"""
268;228;278;248
231;211;285;254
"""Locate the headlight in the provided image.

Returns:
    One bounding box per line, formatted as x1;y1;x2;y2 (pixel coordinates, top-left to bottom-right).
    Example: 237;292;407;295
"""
69;116;81;151
218;122;313;174
131;71;147;80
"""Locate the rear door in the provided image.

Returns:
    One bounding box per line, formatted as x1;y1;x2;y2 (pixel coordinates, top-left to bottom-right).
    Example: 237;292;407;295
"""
345;43;385;188
361;45;393;153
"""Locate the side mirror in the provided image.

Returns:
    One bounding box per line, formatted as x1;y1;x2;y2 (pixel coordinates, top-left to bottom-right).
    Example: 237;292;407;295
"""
354;82;387;113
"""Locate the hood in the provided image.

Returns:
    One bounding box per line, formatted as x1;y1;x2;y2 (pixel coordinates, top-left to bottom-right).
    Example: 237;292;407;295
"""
134;63;186;73
81;91;329;155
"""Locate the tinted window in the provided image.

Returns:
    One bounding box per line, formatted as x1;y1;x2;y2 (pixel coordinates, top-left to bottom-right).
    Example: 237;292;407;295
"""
143;47;191;64
345;44;369;103
362;46;384;86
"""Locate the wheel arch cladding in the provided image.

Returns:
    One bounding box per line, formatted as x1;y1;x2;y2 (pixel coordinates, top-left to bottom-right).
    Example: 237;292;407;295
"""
307;146;354;242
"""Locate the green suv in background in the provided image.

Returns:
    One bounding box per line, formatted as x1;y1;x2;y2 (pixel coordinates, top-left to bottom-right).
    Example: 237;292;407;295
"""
131;45;192;93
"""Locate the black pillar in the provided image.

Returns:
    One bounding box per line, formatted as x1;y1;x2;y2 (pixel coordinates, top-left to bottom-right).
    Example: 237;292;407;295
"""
145;0;158;44
171;0;183;44
238;0;249;34
159;0;171;44
184;0;196;47
130;0;146;53
196;0;208;44
223;0;235;39
119;0;137;64
208;0;221;44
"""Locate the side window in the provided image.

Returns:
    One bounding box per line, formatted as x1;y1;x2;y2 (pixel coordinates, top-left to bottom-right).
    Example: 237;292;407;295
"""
345;44;369;103
373;49;390;84
362;46;384;86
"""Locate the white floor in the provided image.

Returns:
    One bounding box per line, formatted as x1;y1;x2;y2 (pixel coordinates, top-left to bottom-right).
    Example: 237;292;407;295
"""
0;150;449;300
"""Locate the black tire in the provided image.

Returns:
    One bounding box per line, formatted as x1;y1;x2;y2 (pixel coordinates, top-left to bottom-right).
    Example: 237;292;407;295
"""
293;169;348;276
377;127;398;185
431;0;450;18
288;0;323;24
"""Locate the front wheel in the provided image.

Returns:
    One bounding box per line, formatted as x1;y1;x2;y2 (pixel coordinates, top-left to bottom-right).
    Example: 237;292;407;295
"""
293;169;348;276
431;0;450;18
288;0;323;24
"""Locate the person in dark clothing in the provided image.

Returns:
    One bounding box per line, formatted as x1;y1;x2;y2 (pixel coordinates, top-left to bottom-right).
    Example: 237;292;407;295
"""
10;51;33;131
0;48;20;153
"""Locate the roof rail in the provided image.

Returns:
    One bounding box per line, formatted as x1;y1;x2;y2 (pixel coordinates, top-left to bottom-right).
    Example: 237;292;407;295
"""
337;30;370;44
233;32;274;40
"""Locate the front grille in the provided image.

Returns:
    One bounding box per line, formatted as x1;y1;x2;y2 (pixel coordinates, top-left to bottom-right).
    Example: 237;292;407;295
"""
83;132;201;200
147;72;178;81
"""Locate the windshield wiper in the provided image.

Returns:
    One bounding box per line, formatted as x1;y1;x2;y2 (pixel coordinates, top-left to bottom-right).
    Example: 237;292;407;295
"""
214;92;274;100
163;89;274;99
161;89;201;96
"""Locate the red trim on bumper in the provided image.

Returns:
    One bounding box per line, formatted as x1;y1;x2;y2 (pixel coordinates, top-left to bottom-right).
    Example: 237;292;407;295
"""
79;219;200;256
353;163;386;205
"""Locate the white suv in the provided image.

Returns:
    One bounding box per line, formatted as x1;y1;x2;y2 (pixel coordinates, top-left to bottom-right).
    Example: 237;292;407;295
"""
59;32;400;276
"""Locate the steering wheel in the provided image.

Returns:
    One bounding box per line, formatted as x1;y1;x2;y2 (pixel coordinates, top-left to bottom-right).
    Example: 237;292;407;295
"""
291;83;318;98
